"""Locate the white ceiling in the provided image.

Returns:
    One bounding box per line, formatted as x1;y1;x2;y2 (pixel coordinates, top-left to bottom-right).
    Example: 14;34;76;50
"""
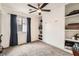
1;3;66;16
1;3;50;15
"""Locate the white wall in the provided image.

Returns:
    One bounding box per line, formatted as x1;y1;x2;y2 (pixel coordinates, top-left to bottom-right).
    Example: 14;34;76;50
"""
43;3;72;53
31;16;39;41
0;4;10;48
0;4;2;34
1;11;10;48
0;11;1;34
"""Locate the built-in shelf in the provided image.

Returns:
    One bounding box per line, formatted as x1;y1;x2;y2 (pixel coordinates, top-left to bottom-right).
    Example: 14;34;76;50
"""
65;30;79;31
65;46;72;50
65;14;79;19
66;39;79;42
65;39;79;50
65;5;79;51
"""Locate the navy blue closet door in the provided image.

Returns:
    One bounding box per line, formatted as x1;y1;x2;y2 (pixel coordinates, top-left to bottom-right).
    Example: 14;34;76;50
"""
10;14;18;46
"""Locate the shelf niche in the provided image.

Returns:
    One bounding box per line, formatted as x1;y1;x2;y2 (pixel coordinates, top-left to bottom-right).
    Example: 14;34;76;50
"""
66;10;79;16
65;23;79;30
65;6;79;51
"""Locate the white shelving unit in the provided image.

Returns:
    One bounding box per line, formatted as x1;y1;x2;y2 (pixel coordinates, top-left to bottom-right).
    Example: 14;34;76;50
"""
65;13;79;40
65;13;79;50
65;29;79;31
66;39;79;42
65;14;79;19
65;46;72;50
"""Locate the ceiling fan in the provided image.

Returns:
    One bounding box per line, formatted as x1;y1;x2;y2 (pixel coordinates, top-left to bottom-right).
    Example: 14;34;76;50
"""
28;3;51;15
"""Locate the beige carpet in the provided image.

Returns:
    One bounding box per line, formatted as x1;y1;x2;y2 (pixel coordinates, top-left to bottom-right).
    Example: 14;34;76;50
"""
0;40;73;56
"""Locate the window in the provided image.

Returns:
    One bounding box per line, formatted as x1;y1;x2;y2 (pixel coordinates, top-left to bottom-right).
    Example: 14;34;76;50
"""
22;18;27;32
17;16;22;31
17;16;27;32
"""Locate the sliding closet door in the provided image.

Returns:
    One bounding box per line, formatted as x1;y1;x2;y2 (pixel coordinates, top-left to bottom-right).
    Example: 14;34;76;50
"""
10;14;18;46
27;17;31;43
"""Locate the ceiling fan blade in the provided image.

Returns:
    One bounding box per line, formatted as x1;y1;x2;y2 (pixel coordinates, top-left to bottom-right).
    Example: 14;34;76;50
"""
29;10;37;13
40;3;48;9
28;4;37;9
38;3;40;8
41;9;51;12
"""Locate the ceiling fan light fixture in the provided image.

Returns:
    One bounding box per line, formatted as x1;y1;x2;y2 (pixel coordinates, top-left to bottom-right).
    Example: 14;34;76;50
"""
28;3;50;14
37;9;41;13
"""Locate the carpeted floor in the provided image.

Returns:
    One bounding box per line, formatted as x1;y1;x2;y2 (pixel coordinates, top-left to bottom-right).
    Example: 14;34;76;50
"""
0;40;73;56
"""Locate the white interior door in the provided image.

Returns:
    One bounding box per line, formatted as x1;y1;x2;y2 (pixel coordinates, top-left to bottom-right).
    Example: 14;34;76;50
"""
17;16;27;45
